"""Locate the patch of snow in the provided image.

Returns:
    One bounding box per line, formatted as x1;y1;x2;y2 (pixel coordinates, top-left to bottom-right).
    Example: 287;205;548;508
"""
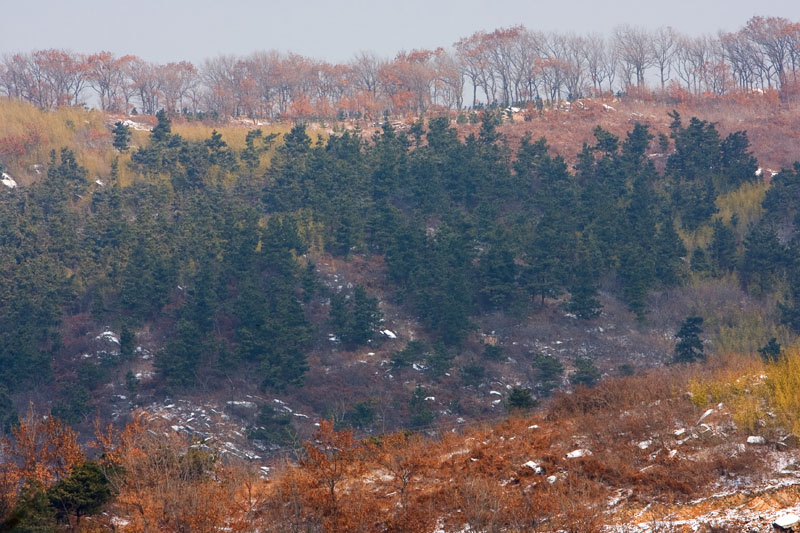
697;408;714;424
566;448;592;459
424;396;435;401
637;440;652;450
489;390;503;396
602;103;616;111
122;119;151;131
95;179;104;186
755;167;763;176
96;330;120;344
668;449;678;459
412;363;427;371
1;173;17;189
528;424;539;429
674;428;686;437
747;435;766;445
522;460;545;474
547;475;558;484
382;329;397;339
226;401;257;409
774;512;800;529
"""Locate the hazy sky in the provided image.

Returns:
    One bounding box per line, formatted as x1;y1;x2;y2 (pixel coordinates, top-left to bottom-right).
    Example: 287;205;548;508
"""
3;0;800;64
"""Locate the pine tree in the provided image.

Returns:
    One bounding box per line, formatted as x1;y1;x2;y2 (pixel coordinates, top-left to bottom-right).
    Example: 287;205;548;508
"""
409;385;434;429
571;357;601;387
673;316;705;363
505;387;537;411
758;337;782;363
566;237;602;319
47;461;111;530
112;121;131;152
708;220;737;275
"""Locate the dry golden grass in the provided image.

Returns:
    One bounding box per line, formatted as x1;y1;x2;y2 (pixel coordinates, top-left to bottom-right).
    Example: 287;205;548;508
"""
689;344;800;436
0;98;112;183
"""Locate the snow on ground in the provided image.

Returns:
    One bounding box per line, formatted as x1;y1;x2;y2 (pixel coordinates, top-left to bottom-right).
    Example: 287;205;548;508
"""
2;172;17;189
96;330;120;344
122;119;152;131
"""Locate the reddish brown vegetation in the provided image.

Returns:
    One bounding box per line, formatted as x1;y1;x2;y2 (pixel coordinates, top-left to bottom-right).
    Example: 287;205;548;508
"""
0;365;766;531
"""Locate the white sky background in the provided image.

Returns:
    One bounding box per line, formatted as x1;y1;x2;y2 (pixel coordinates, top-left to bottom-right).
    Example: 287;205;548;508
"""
2;0;800;64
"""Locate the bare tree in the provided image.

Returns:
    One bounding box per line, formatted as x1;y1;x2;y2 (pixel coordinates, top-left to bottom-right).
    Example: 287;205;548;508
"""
510;29;542;102
583;33;608;94
158;61;197;114
652;27;678;91
614;25;653;89
350;51;382;97
742;16;796;90
563;34;588;99
432;48;463;109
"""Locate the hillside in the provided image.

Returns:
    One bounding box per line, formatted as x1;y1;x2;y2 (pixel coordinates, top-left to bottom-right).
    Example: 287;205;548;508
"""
1;92;800;530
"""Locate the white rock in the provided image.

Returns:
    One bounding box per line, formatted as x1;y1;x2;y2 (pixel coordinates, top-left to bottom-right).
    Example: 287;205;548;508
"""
96;330;120;344
774;512;800;529
1;173;17;189
226;401;257;409
522;460;544;474
697;408;714;424
566;448;592;459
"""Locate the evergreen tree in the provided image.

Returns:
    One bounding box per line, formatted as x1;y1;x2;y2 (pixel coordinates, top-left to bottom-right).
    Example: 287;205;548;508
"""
708;219;738;275
328;286;382;348
719;130;758;192
758;337;782;363
119;325;135;359
741;223;787;294
5;483;57;532
779;255;800;333
654;216;686;287
566;238;602;319
0;386;18;434
673;316;705;363
533;354;563;396
155;319;204;388
112;121;131;152
47;461;112;530
477;241;518;310
409;385;434;429
248;405;296;446
571;357;601;387
505;387;537;411
690;248;711;274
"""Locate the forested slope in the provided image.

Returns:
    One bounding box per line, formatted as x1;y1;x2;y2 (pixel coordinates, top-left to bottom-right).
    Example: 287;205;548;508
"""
1;96;800;529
